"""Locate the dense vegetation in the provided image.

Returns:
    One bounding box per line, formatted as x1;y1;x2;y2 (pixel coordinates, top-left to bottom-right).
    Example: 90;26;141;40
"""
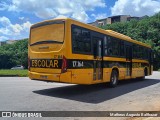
100;12;160;70
0;13;159;70
0;39;28;69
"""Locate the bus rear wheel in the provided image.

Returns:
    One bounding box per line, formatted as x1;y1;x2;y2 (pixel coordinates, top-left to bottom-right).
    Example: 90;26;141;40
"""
109;70;118;87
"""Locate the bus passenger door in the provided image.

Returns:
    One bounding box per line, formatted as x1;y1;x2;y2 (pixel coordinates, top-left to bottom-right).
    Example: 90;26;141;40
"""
93;37;103;80
125;45;132;76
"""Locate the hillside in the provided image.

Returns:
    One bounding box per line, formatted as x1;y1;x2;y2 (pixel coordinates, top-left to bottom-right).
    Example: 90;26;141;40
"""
100;12;160;70
0;39;28;69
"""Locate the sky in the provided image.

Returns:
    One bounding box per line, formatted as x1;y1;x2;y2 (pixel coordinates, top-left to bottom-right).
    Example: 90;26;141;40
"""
0;0;160;41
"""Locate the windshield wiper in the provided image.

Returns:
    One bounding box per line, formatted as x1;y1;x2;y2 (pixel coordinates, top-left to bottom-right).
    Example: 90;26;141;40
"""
30;40;63;46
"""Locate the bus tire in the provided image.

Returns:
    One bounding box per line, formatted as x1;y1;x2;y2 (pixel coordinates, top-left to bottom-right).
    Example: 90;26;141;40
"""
109;70;118;87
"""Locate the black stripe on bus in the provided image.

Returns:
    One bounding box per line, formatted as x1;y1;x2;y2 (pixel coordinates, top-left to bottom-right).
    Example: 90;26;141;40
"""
30;59;149;69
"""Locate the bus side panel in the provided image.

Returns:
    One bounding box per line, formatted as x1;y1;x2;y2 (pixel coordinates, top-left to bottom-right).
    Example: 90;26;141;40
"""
119;68;126;80
71;69;93;84
132;68;137;78
60;71;72;83
103;68;110;82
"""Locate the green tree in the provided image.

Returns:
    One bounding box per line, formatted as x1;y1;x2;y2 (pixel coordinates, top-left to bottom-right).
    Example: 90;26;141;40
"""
0;39;28;69
101;12;160;70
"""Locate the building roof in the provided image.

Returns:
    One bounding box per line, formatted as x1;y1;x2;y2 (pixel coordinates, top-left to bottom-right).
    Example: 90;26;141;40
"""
108;15;131;18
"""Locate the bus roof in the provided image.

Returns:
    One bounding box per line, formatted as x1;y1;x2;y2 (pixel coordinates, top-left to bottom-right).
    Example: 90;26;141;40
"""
30;17;70;28
31;17;151;49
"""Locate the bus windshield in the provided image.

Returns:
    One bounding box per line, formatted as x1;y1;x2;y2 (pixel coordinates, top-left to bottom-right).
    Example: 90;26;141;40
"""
30;21;65;46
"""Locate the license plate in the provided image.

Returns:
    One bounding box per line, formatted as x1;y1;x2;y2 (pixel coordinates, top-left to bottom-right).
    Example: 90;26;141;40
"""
40;75;48;79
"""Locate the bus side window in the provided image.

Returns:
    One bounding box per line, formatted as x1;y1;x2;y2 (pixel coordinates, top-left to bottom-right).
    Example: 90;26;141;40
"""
107;37;112;56
151;50;154;63
72;27;82;52
133;45;137;59
72;25;91;54
120;41;125;57
82;29;91;53
144;48;148;59
104;36;107;56
93;38;97;58
113;38;120;56
107;36;120;57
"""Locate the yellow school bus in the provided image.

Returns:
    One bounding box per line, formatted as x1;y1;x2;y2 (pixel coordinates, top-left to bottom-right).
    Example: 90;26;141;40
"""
28;17;153;87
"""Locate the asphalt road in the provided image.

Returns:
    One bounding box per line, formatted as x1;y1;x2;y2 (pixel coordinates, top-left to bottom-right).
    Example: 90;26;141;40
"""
0;72;160;120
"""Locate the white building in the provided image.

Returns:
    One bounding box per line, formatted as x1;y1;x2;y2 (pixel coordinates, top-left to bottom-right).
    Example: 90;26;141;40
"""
6;40;17;44
0;40;18;46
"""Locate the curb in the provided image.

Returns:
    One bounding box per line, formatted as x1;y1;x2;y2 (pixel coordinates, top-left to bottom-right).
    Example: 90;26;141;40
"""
0;75;19;77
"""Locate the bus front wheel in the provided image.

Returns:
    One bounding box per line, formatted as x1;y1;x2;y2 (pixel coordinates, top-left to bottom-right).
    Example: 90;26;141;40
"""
109;70;118;87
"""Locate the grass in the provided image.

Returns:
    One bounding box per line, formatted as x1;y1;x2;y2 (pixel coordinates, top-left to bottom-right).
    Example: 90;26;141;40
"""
0;69;28;77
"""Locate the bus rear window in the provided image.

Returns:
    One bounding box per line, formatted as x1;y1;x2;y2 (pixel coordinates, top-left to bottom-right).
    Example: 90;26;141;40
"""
30;21;65;45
